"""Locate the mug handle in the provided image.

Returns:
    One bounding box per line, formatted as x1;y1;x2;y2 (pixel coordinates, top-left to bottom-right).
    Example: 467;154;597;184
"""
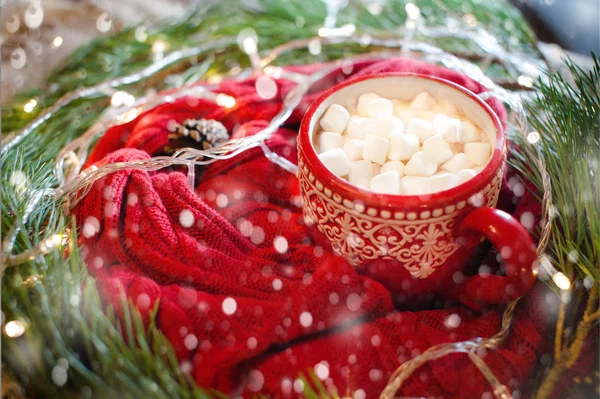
450;207;538;311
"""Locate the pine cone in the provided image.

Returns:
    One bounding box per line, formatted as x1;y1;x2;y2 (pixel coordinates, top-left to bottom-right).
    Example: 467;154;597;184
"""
166;118;229;153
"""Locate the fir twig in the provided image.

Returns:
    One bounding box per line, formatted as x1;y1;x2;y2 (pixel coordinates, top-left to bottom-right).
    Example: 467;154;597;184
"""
511;55;600;398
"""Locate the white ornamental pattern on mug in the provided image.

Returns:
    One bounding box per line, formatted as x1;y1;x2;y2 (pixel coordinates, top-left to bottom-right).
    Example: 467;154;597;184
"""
298;157;503;279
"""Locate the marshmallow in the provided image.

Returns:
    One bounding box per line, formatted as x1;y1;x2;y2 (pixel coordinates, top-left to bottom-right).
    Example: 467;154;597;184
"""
464;142;491;166
342;139;365;162
374;115;404;139
433;102;460;118
388;133;420;161
428;172;459;192
459;121;480;143
363;134;389;165
319;131;344;153
440;153;473;174
320;104;350;134
318;149;350;177
432;115;461;142
366;98;394;118
370;171;401;194
357;93;380;116
457;169;478;184
406;118;434;143
372;162;381;176
346;116;378;139
410;91;437;110
381;160;405;177
314;89;493;197
400;176;432;195
404;151;438;177
395;109;415;126
392;100;410;115
413;110;437;122
348;160;373;187
346;116;366;139
422;135;453;165
448;142;463;154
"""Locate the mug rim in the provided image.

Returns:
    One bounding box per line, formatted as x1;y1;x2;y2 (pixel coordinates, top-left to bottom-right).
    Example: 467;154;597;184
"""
298;72;506;208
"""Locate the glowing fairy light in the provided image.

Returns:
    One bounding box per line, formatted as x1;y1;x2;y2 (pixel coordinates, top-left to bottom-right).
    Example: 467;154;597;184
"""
242;36;257;53
527;131;540;144
52;36;63;48
552;272;571;290
308;39;322;55
24;5;44;29
110;91;136;107
318;24;356;38
366;3;383;15
118;108;140;123
135;26;148;42
6;15;20;33
207;75;223;84
463;13;478;27
518;75;534;88
216;93;236;109
238;28;258;54
402;3;421;52
152;40;168;61
38;234;64;253
11;48;27;70
264;66;283;79
96;12;112;33
405;3;420;20
24;99;38;113
4;320;26;338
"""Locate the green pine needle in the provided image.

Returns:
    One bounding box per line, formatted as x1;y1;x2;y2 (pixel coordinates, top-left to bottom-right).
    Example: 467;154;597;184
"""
510;54;600;286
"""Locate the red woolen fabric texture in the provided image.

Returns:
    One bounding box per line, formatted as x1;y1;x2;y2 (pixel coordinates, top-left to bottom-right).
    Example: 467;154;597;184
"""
74;58;549;398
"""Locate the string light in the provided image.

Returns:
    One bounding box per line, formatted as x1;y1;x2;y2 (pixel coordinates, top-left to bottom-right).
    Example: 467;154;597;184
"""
463;14;478;27
527;131;540;144
24;4;44;29
4;320;26;338
24;99;38;113
405;3;421;20
38;234;64;253
96;12;112;33
110;91;136;107
238;28;258;54
6;15;20;33
317;24;356;38
216;93;236;109
135;26;148;42
152;40;168;54
518;75;534;88
52;36;63;48
118;108;140;123
552;272;571;291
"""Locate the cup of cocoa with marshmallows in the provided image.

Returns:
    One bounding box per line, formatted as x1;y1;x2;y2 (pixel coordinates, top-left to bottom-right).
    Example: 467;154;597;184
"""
297;73;538;310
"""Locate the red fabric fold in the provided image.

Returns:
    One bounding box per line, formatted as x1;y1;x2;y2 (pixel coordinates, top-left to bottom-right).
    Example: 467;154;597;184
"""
75;58;550;398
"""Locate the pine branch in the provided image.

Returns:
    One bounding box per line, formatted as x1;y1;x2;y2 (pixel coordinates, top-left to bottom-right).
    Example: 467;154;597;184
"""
510;55;600;398
510;54;600;286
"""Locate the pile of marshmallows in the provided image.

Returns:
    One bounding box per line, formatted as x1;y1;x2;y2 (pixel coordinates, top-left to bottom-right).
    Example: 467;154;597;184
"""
315;91;492;195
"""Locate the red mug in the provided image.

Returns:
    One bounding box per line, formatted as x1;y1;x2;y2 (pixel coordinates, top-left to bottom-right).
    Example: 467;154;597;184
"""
297;73;538;310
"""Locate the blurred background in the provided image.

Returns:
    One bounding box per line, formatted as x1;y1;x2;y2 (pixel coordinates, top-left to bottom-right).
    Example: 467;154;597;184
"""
2;0;599;101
